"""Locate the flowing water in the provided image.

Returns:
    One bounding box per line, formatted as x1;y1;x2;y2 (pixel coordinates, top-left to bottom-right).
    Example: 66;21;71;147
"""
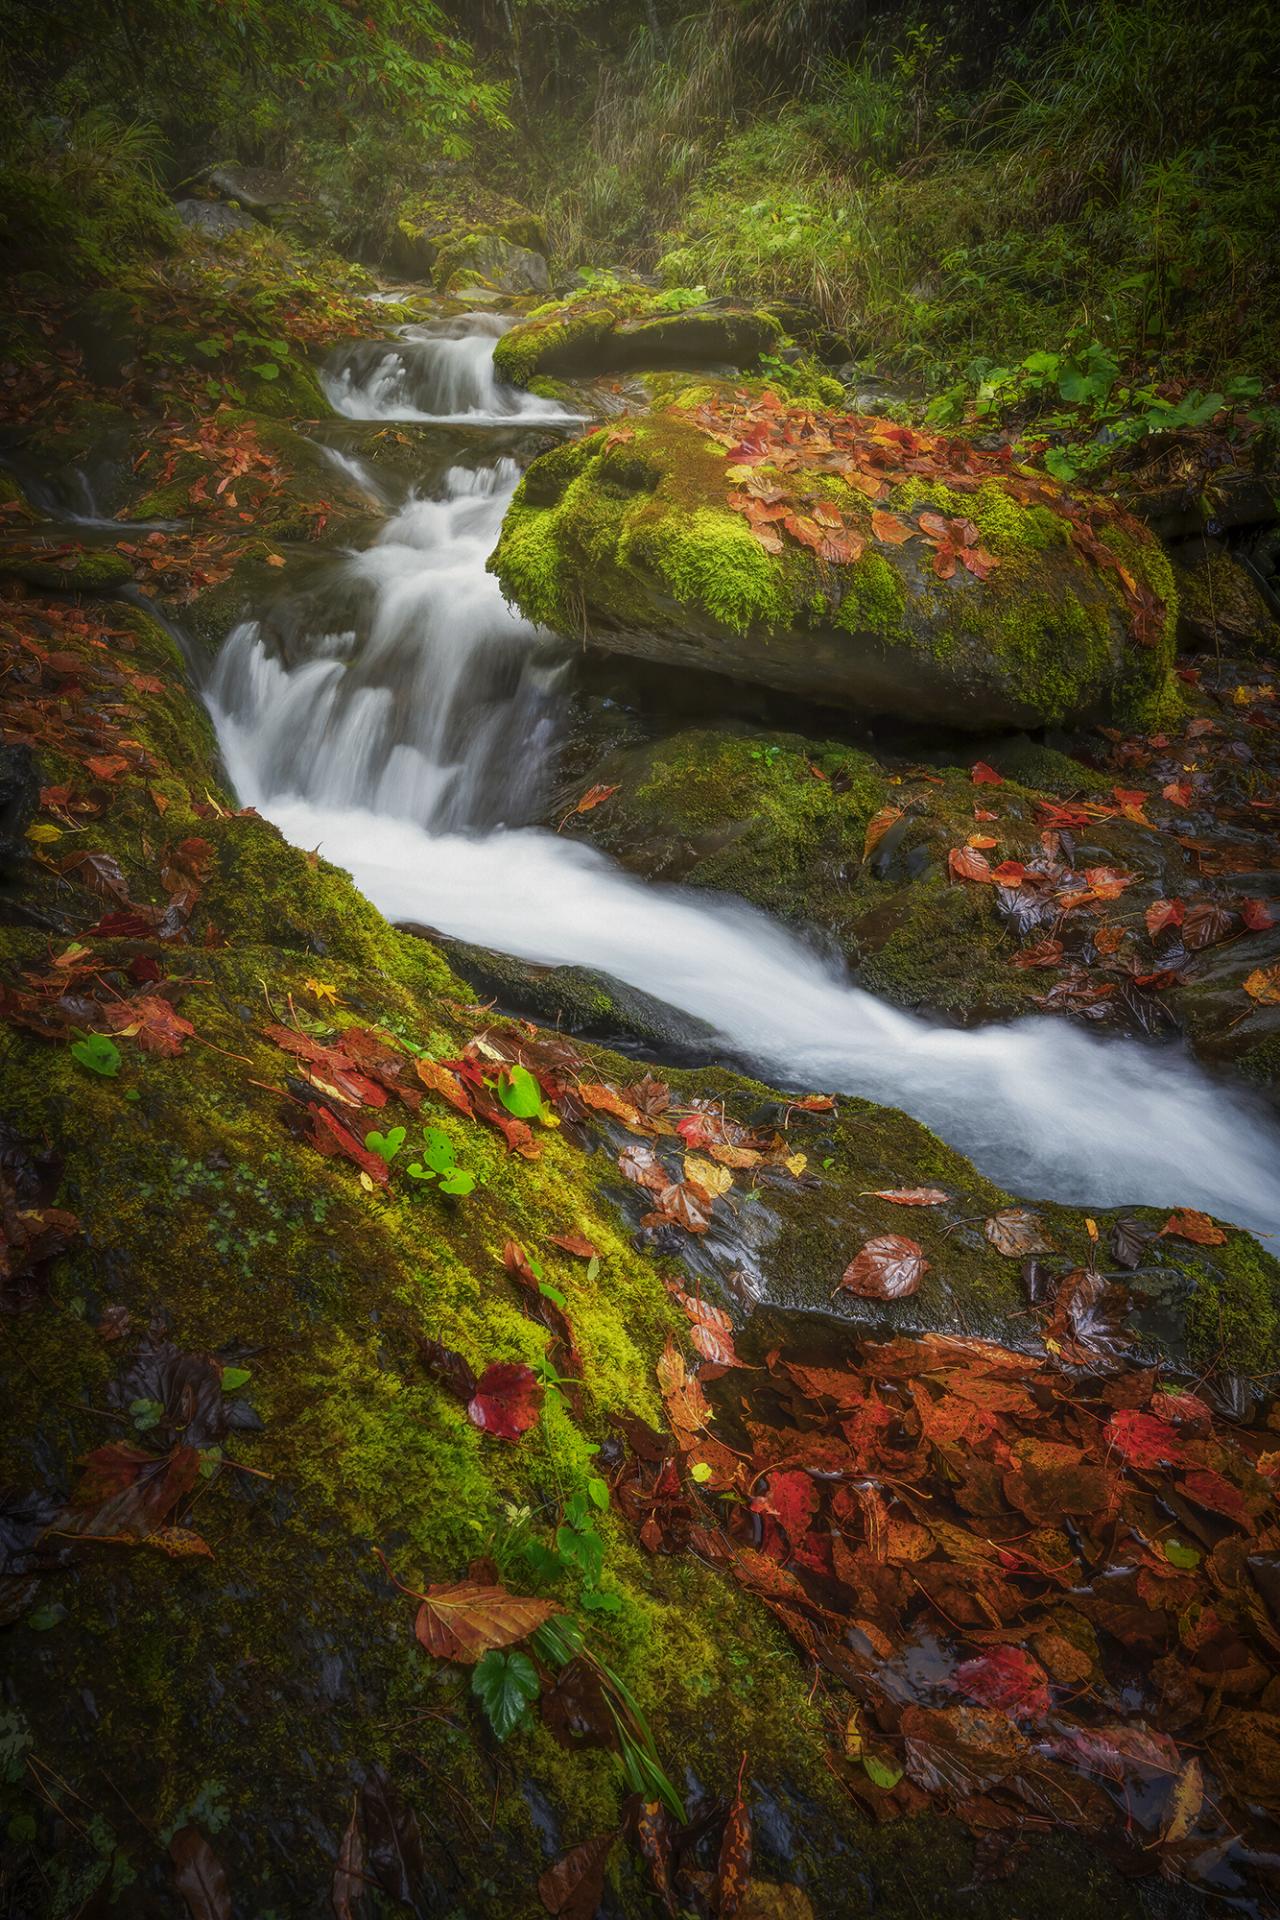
206;315;1280;1237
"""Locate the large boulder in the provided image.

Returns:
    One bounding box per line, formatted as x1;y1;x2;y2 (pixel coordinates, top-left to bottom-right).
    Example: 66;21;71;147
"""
435;230;549;296
489;392;1176;730
173;197;259;240
391;183;546;281
492;293;784;388
205;163;299;221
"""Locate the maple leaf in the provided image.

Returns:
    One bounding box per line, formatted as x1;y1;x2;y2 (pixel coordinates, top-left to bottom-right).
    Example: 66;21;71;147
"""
1243;964;1280;1005
971;762;1003;786
837;1234;929;1299
1011;937;1063;970
1103;1408;1185;1467
1158;1208;1226;1246
467;1362;543;1440
104;994;195;1057
952;1647;1051;1718
412;1578;558;1663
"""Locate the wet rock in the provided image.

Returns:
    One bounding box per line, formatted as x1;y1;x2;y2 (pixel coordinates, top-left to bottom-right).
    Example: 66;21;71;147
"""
1171;536;1279;657
490;398;1176;730
414;930;720;1059
173;197;259;239
436;232;549;297
390;184;546;280
492;294;784;387
205;163;298;220
0;743;38;876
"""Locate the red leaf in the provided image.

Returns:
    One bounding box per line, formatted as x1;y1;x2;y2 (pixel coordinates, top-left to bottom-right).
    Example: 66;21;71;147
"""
716;1756;752;1920
838;1235;929;1300
953;1647;1051;1718
948;847;993;884
550;1232;599;1259
307;1106;390;1183
1145;899;1184;937
870;510;915;545
1104;1408;1186;1468
1240;897;1275;932
971;762;1003;786
467;1362;543;1440
752;1469;818;1546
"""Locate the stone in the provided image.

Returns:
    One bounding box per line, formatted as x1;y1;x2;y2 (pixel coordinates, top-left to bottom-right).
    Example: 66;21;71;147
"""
205;164;297;219
489;397;1176;731
173;197;259;239
435;232;549;296
492;294;784;387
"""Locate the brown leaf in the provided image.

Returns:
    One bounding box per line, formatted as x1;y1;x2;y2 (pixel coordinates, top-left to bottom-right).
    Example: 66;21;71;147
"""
863;805;903;858
332;1795;365;1920
717;1756;753;1920
1159;1208;1227;1246
863;1188;950;1206
838;1235;929;1299
550;1232;599;1259
538;1830;616;1918
413;1579;558;1663
984;1209;1053;1258
870;510;915;545
1160;1755;1203;1845
948;846;993;884
413;1055;473;1116
170;1827;231;1920
1243;964;1280;1005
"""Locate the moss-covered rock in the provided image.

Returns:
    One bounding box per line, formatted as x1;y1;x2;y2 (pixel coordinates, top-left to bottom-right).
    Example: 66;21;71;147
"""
490;397;1176;730
391;183;547;282
1172;537;1279;657
492;293;785;388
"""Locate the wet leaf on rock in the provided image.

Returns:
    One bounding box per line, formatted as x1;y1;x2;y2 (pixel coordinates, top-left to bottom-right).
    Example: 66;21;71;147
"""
169;1825;231;1920
467;1362;543;1440
537;1829;617;1918
411;1578;559;1664
717;1755;753;1920
838;1235;929;1299
984;1209;1053;1258
1159;1208;1227;1246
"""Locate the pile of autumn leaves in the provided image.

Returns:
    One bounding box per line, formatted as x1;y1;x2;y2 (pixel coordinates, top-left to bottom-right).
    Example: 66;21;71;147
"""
630;1310;1280;1899
685;390;1164;647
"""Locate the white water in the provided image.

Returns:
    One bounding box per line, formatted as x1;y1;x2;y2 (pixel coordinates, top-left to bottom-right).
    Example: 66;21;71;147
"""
207;323;1280;1237
322;313;580;426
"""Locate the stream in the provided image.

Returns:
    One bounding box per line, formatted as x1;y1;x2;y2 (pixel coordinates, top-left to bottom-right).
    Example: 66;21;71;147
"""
206;313;1280;1238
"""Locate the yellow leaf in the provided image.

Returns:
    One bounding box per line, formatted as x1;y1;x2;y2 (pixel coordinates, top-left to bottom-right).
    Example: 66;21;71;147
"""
265;553;286;568
26;822;62;843
1244;965;1280;1005
683;1154;733;1197
784;1151;808;1177
1160;1756;1203;1845
304;978;339;1004
358;1171;374;1193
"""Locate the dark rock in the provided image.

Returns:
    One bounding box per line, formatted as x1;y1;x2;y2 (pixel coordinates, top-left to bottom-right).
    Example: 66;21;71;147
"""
0;744;38;875
205;164;298;219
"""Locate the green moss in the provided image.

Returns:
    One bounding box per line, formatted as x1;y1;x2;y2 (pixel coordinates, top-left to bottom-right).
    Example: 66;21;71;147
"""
1183;1233;1280;1375
643;504;791;634
834;548;910;637
0;546;133;592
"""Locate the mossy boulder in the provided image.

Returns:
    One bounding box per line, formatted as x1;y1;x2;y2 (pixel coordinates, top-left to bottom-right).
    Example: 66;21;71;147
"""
1172;537;1279;657
492;294;785;388
436;230;549;297
490;399;1176;730
391;183;547;282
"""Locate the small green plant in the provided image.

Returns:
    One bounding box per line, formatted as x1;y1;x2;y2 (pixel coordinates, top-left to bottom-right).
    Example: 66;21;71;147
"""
70;1032;121;1077
471;1648;539;1740
362;1125;406;1167
406;1126;476;1197
493;1063;556;1128
531;1617;685;1821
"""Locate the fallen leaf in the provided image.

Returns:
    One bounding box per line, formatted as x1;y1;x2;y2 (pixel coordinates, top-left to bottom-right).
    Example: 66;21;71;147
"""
1159;1208;1226;1246
413;1579;558;1663
863;1188;950;1206
838;1235;929;1300
467;1362;543;1440
949;847;993;884
169;1827;231;1920
984;1209;1053;1257
538;1831;616;1918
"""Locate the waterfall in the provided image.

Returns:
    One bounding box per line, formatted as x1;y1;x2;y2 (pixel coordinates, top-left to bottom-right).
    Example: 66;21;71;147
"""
205;320;1280;1236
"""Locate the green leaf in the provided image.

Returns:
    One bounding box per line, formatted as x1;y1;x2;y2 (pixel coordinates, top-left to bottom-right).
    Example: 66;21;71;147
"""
690;1461;713;1484
580;1587;621;1614
27;1602;65;1632
405;1163;437;1182
586;1254;600;1283
420;1127;456;1173
193;337;225;359
363;1126;406;1166
497;1064;542;1119
471;1649;539;1740
863;1754;904;1790
586;1474;609;1510
538;1279;567;1310
130;1397;164;1432
437;1167;475;1196
71;1033;121;1077
250;361;280;381
221;1366;252;1392
1042;447;1080;483
1164;1537;1201;1570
